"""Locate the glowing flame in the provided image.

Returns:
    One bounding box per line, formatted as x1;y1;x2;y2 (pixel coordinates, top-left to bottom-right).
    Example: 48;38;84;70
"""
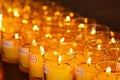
84;18;88;23
22;19;28;24
42;5;48;11
13;10;20;17
87;57;92;65
66;16;71;22
60;37;65;44
58;56;62;65
97;44;101;50
111;37;116;44
32;39;37;46
14;33;19;39
7;7;12;13
106;66;111;74
68;48;73;55
40;46;45;55
69;12;74;17
33;25;39;31
46;17;52;21
110;31;114;37
78;23;85;28
54;11;60;16
45;34;52;38
90;27;96;35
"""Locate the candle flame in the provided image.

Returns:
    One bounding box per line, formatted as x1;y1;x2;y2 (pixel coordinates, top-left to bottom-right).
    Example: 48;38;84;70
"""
69;12;74;17
87;57;92;65
84;18;88;23
66;16;71;22
40;46;45;55
33;25;39;31
14;33;19;39
97;44;102;50
7;7;12;13
13;10;20;17
45;34;52;38
42;5;48;11
46;17;52;21
22;19;28;24
60;37;65;44
111;37;116;44
58;56;62;65
69;48;73;55
106;66;111;73
78;23;85;28
32;39;37;46
110;31;114;37
90;27;96;35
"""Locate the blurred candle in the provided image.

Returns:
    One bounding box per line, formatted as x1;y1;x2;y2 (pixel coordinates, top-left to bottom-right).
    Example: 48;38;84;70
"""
75;57;96;80
29;40;44;80
44;54;73;80
2;33;20;63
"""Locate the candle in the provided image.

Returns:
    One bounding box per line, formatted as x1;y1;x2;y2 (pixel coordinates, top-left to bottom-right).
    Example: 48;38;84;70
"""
94;61;119;80
19;45;30;73
75;57;97;80
2;33;20;63
44;54;73;80
29;40;44;79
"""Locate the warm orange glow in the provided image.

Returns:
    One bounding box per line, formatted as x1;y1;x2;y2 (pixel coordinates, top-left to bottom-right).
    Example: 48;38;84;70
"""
69;48;73;55
33;25;39;31
90;27;96;35
60;37;65;44
45;34;52;38
84;18;88;23
66;16;71;22
58;56;62;65
42;5;48;11
46;17;52;21
110;31;114;37
69;12;74;17
110;37;116;44
13;10;20;17
54;11;60;16
97;44;101;50
78;23;85;28
14;33;19;39
40;46;45;55
106;66;111;76
0;14;3;21
87;57;92;65
7;7;12;13
32;39;37;46
22;19;28;24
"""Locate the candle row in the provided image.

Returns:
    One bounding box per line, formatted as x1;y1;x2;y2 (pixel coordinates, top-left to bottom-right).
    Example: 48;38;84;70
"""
0;0;120;80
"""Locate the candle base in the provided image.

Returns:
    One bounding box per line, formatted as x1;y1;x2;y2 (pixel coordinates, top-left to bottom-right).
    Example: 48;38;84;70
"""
30;77;44;80
1;52;19;64
19;64;29;73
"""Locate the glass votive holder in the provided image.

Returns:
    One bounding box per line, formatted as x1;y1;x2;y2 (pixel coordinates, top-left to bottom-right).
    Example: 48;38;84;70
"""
104;47;120;60
29;43;44;80
74;57;97;80
1;31;20;63
43;51;74;80
84;48;105;64
19;31;36;73
94;60;120;80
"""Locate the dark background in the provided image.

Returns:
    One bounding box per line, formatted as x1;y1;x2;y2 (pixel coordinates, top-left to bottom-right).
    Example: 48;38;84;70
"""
53;0;120;31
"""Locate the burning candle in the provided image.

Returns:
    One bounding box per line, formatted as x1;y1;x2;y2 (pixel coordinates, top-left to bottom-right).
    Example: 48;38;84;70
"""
29;40;44;80
94;61;119;80
44;53;73;80
2;33;20;63
75;57;96;80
